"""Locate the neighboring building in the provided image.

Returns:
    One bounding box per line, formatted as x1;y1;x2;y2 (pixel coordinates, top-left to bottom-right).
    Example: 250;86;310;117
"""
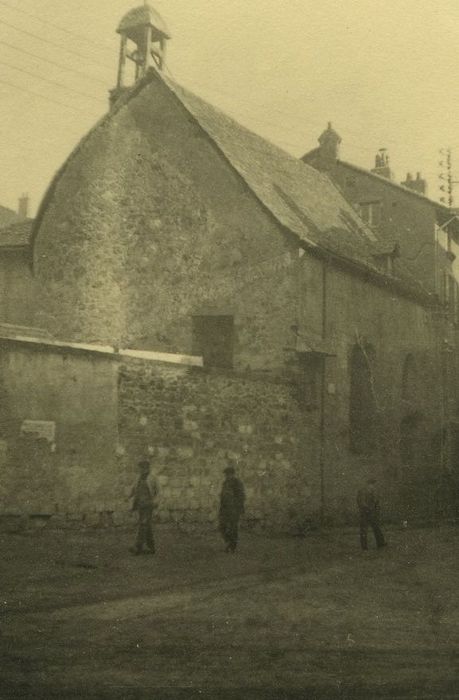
302;125;459;307
0;4;454;528
0;219;36;326
0;195;30;228
303;126;459;501
0;196;35;326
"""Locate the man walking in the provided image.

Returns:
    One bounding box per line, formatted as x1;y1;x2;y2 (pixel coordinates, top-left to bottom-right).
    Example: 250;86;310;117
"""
357;478;386;550
129;459;159;555
219;463;245;553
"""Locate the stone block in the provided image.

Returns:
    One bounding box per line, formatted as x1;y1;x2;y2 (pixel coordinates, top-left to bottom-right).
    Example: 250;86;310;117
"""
85;512;101;528
177;446;194;459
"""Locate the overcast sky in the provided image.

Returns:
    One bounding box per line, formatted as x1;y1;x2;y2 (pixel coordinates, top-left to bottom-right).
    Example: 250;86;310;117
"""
1;0;459;215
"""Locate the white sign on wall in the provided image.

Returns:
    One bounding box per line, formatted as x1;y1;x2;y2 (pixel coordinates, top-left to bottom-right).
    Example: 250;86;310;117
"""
21;420;56;444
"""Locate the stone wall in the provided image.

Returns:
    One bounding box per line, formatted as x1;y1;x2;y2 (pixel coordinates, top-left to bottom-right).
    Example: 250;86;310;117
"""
28;74;449;527
118;360;321;533
33;75;297;371
297;253;445;521
0;340;121;527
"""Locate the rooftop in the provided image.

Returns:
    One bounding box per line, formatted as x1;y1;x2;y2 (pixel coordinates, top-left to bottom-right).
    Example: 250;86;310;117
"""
33;69;434;305
0;204;20;230
0;218;33;248
117;3;171;39
302;148;454;224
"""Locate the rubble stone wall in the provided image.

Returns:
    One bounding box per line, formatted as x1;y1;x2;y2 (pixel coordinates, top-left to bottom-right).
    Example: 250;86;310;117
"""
117;360;321;533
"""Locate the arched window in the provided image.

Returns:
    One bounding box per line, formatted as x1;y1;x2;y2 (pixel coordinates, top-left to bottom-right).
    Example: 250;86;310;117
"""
349;343;377;454
402;354;417;403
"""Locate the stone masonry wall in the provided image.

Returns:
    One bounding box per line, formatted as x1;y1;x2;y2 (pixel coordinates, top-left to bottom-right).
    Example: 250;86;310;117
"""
33;75;297;371
118;360;321;534
297;253;445;522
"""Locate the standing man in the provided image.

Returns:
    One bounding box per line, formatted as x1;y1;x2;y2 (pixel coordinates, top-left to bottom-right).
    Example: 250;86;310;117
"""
129;459;159;555
357;478;386;551
219;463;245;553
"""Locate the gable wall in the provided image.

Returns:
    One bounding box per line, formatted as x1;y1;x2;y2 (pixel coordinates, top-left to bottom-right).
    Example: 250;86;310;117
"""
33;79;299;371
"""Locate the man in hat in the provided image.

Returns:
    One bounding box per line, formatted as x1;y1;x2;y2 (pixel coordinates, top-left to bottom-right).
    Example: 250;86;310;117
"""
129;459;159;555
219;462;245;553
357;478;386;550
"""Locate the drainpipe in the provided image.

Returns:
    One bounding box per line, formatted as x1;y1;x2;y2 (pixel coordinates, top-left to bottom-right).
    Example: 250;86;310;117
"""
319;261;328;523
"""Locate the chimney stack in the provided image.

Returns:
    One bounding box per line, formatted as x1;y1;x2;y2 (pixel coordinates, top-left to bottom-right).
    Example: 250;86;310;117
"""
371;149;392;180
317;122;342;171
17;193;29;220
401;171;427;196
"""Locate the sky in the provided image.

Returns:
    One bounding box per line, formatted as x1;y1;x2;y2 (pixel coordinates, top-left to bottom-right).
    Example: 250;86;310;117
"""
1;0;459;216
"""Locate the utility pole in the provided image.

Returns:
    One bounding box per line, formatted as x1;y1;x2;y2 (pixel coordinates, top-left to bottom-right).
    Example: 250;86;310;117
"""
436;146;459;493
438;148;457;208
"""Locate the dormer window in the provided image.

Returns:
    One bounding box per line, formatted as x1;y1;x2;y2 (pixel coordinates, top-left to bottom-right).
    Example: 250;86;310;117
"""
358;201;382;228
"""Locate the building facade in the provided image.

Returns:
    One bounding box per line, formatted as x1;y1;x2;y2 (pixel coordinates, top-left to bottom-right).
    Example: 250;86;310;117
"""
0;4;454;529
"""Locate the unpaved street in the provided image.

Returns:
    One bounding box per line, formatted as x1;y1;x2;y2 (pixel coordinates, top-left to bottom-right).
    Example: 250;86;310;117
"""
1;525;459;698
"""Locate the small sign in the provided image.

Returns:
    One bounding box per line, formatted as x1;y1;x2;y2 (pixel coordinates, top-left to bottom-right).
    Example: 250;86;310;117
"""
21;420;56;443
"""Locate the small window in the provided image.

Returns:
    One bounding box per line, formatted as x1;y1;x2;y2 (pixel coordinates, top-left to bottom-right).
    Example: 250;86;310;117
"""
192;316;234;369
358;201;382;227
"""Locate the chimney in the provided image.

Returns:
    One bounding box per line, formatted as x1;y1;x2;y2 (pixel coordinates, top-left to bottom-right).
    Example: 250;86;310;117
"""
371;149;392;180
401;171;427;196
317;122;341;170
17;193;29;220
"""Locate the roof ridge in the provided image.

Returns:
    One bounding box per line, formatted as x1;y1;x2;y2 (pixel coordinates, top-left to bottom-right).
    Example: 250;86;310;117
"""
31;68;434;305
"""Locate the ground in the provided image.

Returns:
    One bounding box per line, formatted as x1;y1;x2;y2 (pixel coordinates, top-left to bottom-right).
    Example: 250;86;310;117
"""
1;523;459;699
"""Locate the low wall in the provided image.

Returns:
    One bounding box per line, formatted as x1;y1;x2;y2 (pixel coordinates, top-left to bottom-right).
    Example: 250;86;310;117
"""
117;361;321;533
0;339;119;519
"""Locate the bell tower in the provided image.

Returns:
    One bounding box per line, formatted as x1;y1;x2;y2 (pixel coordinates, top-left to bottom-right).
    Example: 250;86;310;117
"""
113;2;171;98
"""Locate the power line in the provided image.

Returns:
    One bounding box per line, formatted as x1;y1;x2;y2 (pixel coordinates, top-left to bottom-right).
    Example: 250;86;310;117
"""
0;40;110;85
0;0;113;52
0;77;101;115
0;59;104;104
0;18;112;70
164;64;378;155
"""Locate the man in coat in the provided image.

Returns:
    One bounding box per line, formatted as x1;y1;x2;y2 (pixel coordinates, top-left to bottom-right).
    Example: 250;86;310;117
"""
129;459;159;555
219;463;245;553
357;478;386;550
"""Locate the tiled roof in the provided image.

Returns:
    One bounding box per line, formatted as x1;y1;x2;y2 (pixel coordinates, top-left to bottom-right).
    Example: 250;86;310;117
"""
302;149;451;215
0;204;19;229
160;75;386;270
0;219;33;248
32;69;434;303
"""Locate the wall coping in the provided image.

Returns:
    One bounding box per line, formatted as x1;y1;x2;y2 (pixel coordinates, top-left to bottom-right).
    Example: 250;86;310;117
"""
0;332;203;367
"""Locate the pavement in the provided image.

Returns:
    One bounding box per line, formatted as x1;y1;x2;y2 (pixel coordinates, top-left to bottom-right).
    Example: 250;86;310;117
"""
1;524;459;698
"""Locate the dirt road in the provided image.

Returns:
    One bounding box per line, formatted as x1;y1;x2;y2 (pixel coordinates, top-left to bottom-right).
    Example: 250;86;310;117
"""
1;525;459;698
